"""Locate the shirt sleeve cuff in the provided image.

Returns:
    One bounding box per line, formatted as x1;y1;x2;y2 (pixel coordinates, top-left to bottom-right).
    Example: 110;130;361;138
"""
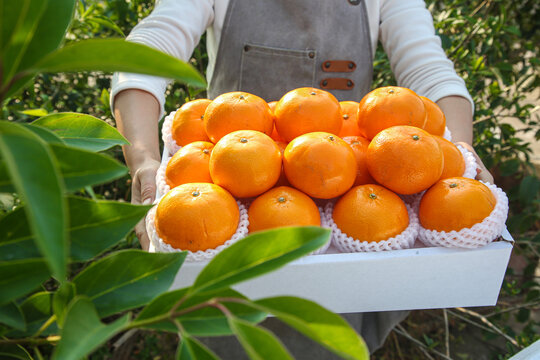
110;72;170;121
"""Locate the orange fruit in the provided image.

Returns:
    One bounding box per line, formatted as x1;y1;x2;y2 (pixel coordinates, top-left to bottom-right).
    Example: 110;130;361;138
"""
171;99;212;146
420;96;446;136
155;183;239;251
342;136;376;186
204;92;273;143
283;132;356;199
366;126;443;195
357;86;426;140
433;136;465;180
248;186;321;233
165;141;214;188
333;184;409;242
268;101;278;112
419;177;496;232
268;101;284;142
338;101;361;137
274;88;342;142
274;141;290;187
209;130;282;198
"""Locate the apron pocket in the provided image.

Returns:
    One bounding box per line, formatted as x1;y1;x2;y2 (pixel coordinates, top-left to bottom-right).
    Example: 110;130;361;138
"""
239;43;316;101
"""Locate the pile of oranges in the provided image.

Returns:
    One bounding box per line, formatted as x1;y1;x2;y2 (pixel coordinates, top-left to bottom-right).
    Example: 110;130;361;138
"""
154;86;498;254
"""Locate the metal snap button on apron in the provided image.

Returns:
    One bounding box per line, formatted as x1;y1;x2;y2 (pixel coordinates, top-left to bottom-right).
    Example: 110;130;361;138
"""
348;0;361;5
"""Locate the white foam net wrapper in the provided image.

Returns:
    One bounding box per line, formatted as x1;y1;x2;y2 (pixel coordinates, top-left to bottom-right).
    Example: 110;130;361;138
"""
162;110;181;157
418;181;509;248
324;202;419;252
156;152;172;199
457;145;478;179
146;200;249;261
443;127;452;141
313;206;332;255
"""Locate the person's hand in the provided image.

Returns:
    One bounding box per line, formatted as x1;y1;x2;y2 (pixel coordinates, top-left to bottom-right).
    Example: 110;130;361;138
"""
454;141;494;184
130;158;161;251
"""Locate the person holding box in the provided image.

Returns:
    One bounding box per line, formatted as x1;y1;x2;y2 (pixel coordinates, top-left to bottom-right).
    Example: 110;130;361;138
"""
112;0;493;355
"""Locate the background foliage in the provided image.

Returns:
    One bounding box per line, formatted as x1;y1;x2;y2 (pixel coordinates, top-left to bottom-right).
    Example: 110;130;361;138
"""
2;0;539;358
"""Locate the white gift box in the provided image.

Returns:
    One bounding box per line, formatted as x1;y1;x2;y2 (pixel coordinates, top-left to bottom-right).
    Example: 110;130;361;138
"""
149;144;513;313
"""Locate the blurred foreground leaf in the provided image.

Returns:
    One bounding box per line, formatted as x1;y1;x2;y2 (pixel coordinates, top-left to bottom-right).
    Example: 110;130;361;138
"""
0;121;67;280
53;296;129;360
33;39;207;88
33;113;128;152
253;297;369;360
191;227;330;294
73;250;186;317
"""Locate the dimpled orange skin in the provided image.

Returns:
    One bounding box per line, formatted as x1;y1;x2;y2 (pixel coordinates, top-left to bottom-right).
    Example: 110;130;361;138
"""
209;130;282;198
338;101;362;137
274;88;343;143
171;99;212;146
204;92;274;143
420;96;446;136
342;136;376;186
155;183;239;252
165;141;214;188
433;136;466;180
283;132;357;199
333;184;409;242
357;86;427;140
366;126;444;195
419;177;496;232
248;186;321;233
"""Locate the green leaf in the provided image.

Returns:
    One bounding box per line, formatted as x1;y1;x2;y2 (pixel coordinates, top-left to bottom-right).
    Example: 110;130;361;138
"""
0;207;40;261
15;0;77;73
1;0;48;82
17;292;55;336
0;198;151;262
0;160;14;192
0;1;26;53
68;197;151;261
22;124;65;145
253;297;369;360
177;336;219;360
53;282;75;328
32;113;128;152
73;250;186;317
0;259;50;304
229;317;293;360
20;109;48;117
134;288;266;336
32;39;207;88
52;296;130;360
0;302;26;331
0;344;33;360
519;175;540;205
191;227;330;294
84;15;125;37
50;144;127;192
0;121;67;281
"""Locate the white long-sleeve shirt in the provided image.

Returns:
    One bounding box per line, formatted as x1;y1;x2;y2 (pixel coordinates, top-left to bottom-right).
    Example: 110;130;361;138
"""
111;0;473;118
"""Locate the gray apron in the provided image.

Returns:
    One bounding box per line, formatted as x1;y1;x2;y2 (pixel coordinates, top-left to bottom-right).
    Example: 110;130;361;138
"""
208;0;374;102
203;0;409;356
